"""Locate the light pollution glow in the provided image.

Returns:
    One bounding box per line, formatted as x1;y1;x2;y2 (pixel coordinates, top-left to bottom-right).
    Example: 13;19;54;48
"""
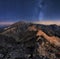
33;20;60;25
0;22;14;25
0;20;60;25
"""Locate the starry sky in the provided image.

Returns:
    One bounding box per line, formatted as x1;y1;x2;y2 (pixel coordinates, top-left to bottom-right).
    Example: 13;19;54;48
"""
0;0;60;22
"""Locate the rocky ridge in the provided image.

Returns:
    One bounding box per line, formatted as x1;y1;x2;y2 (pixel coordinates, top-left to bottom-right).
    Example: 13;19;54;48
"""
0;21;60;59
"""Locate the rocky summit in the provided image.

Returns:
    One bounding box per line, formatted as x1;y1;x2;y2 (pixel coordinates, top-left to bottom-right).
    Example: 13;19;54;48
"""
0;21;60;59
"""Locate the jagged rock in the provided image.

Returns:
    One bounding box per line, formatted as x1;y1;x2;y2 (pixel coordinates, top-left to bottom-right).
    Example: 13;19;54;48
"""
0;21;60;59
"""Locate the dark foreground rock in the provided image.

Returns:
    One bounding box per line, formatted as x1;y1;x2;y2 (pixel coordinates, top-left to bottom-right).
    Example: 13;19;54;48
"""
0;21;60;59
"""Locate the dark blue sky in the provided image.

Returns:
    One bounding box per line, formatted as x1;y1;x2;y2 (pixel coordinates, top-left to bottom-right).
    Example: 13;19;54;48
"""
0;0;60;22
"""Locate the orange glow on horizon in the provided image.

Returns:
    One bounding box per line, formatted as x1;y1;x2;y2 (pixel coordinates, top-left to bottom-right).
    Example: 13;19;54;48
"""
0;20;60;25
33;20;60;25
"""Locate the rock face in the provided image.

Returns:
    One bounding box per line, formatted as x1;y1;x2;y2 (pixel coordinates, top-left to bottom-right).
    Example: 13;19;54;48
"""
0;21;60;59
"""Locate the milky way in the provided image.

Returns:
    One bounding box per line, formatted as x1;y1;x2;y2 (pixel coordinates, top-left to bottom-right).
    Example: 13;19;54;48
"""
38;0;44;20
0;0;60;22
36;0;46;20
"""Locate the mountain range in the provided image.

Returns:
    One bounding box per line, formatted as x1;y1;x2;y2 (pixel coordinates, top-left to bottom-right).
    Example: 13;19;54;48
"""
0;21;60;59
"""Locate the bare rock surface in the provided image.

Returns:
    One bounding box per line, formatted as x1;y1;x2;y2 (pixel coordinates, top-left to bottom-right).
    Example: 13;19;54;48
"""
0;21;60;59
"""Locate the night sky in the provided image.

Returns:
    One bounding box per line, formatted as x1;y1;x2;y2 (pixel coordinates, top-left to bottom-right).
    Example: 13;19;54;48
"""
0;0;60;22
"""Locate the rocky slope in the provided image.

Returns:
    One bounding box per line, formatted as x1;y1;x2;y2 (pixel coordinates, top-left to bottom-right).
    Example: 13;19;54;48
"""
0;21;60;59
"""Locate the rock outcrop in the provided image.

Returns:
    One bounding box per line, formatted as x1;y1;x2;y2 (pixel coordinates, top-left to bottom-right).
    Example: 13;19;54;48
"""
0;21;60;59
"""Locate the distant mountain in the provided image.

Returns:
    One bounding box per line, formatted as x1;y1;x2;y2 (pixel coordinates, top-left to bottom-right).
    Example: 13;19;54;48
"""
0;21;60;59
0;25;8;28
0;25;9;33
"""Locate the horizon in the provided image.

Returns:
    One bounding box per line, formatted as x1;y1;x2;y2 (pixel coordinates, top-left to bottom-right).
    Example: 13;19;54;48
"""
0;20;60;25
